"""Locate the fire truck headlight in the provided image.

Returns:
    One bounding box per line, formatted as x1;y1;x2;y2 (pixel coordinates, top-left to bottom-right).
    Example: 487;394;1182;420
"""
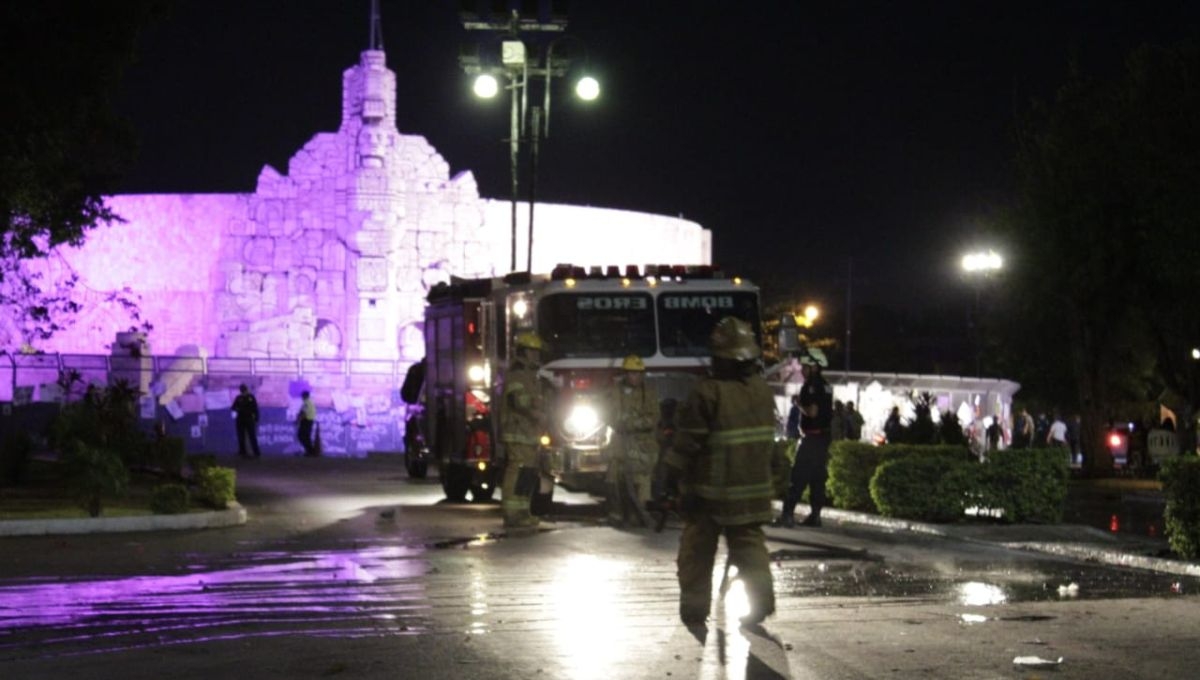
563;404;602;439
467;364;486;384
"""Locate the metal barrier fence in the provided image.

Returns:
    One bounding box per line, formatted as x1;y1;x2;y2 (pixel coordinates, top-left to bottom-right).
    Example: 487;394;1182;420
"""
7;353;408;379
2;353;412;456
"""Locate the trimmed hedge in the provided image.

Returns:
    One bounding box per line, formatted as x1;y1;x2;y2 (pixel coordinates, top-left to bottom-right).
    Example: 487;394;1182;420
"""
870;455;977;522
150;483;191;514
975;449;1069;523
195;466;237;509
829;441;1068;524
827;441;886;511
828;442;972;513
1160;456;1200;559
771;439;794;498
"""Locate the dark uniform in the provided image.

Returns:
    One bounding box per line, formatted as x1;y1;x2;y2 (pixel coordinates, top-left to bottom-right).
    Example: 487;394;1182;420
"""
664;317;781;626
780;355;833;526
232;384;261;458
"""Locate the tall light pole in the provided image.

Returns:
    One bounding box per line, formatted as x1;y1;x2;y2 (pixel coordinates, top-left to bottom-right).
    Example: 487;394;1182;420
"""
527;37;598;273
961;249;1003;377
458;6;599;273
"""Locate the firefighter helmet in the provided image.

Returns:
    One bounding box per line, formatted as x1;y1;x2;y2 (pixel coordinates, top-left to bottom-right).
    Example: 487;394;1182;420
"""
621;354;646;371
709;317;761;360
799;348;828;368
514;332;545;351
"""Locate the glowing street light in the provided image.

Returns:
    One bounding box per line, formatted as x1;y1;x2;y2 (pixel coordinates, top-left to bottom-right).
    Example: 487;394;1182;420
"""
575;75;600;100
458;12;600;273
961;250;1003;274
1191;348;1200;360
792;304;820;328
961;249;1004;377
472;74;499;98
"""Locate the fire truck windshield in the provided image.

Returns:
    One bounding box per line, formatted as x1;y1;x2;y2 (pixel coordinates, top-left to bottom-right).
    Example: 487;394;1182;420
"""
657;291;761;357
538;292;656;359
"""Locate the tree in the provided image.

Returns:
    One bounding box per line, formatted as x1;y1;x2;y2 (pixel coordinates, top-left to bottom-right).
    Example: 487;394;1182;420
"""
0;245;152;403
0;249;82;398
1119;45;1200;456
1004;42;1200;473
0;1;164;264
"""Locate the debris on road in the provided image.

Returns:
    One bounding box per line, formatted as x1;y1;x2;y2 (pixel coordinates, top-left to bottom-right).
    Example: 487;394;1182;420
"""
1013;655;1064;670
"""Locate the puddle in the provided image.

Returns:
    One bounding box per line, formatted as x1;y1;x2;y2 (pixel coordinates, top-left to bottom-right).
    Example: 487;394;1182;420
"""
771;558;1200;603
0;543;435;658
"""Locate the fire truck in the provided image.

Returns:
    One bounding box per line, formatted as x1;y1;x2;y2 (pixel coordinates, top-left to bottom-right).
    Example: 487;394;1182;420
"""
417;264;762;503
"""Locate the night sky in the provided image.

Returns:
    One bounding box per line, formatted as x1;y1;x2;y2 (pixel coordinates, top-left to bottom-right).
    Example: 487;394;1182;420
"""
114;0;1200;311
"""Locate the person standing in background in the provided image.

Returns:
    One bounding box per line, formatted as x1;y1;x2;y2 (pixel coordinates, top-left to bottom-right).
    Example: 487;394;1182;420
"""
232;383;261;459
298;390;317;457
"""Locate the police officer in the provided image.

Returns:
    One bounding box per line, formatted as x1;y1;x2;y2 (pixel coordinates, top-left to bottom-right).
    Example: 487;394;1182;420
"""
605;354;660;527
778;348;833;528
664;317;781;626
500;332;547;529
231;383;261;458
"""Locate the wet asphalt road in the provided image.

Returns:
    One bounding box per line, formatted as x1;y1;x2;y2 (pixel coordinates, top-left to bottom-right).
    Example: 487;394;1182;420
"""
2;456;1199;679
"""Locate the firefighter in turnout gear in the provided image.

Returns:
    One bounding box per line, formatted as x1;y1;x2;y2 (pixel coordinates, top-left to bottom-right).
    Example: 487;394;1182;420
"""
605;354;661;527
500;332;548;528
663;317;781;626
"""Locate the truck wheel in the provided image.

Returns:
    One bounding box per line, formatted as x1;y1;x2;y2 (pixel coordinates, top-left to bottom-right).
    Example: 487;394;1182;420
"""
441;462;470;502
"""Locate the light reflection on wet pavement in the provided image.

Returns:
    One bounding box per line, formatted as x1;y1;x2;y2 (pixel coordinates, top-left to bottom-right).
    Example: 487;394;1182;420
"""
1;527;1198;677
0;543;438;656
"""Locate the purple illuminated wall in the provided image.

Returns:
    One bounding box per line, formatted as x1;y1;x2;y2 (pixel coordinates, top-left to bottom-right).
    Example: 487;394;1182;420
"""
1;47;710;453
25;47;709;363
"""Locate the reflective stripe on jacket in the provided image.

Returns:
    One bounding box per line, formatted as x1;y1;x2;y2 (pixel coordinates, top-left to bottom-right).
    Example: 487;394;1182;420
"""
665;372;778;526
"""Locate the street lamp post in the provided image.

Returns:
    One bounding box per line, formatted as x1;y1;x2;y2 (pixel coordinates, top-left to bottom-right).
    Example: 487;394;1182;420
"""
459;10;598;273
961;249;1003;377
526;37;598;273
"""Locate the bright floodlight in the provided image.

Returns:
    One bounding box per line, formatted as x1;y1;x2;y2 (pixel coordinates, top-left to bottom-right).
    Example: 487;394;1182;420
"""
473;74;499;99
575;76;600;101
1192;348;1200;360
961;250;1003;273
804;304;820;322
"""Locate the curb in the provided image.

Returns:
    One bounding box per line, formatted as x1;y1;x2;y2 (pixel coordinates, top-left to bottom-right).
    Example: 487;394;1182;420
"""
0;502;248;537
999;541;1200;578
772;502;1200;577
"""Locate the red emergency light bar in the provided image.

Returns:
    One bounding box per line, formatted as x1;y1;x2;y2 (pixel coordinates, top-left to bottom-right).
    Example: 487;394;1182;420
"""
550;263;727;281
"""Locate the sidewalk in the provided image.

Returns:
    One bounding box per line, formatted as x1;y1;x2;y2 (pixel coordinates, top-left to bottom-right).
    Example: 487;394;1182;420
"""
772;475;1200;579
0;502;247;537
